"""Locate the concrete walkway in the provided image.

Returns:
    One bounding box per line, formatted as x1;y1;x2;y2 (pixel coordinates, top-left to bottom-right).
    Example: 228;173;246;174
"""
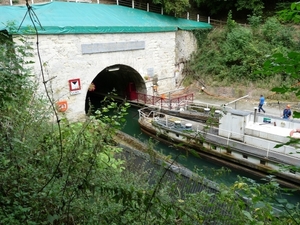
192;91;300;120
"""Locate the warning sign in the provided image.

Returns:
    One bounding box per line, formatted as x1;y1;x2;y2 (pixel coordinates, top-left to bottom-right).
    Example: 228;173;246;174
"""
68;78;81;95
57;100;68;112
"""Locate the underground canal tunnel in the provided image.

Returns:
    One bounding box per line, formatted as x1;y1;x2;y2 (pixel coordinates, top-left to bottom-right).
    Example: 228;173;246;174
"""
85;64;148;113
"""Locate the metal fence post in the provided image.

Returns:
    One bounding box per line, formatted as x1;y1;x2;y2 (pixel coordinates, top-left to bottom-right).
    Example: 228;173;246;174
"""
169;92;171;110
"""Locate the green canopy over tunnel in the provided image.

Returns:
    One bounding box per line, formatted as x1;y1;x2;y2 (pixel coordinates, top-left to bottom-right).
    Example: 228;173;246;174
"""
0;1;212;34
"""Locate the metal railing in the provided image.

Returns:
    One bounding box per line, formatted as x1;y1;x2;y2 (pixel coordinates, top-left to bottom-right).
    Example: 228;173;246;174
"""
139;108;300;162
2;0;214;24
224;95;249;109
3;0;237;27
3;0;233;26
134;92;194;109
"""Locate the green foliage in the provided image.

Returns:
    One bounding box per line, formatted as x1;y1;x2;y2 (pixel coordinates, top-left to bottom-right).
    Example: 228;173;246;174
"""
277;2;300;24
235;0;264;16
192;28;211;47
0;28;131;224
2;16;300;225
152;0;190;15
0;29;34;109
0;97;129;224
261;52;300;80
261;17;295;48
248;14;262;29
190;15;299;85
192;0;235;15
192;0;265;16
258;51;300;117
233;176;300;224
226;10;238;32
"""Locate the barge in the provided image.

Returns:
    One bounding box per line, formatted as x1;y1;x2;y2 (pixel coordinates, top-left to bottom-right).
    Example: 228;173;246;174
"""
138;104;300;188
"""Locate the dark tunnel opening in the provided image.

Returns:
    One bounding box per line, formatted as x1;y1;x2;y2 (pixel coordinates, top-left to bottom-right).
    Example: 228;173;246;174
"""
85;64;146;113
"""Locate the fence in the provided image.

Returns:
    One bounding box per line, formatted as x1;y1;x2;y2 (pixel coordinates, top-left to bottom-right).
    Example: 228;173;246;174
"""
133;93;194;109
1;0;228;26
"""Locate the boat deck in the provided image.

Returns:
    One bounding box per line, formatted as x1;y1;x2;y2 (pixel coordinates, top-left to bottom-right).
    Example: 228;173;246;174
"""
138;106;300;187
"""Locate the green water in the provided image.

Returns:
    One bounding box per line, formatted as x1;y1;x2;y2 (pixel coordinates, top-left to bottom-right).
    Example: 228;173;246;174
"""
122;107;259;185
122;106;300;205
87;91;299;205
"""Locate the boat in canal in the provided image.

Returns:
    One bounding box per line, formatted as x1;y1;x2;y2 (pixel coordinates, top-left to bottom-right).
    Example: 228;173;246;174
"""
137;103;300;188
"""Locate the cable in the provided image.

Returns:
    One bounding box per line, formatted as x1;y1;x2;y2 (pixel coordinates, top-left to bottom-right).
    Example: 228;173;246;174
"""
18;0;63;193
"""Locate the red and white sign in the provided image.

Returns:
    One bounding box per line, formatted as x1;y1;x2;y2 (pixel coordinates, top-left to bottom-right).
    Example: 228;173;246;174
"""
57;100;68;112
68;78;81;95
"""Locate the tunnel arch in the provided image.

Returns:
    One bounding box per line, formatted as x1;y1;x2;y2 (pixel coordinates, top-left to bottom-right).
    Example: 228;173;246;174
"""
85;64;146;113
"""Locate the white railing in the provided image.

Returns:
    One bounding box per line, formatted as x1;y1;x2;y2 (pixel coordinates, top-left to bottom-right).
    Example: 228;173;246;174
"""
4;0;210;23
139;108;300;162
224;94;249;109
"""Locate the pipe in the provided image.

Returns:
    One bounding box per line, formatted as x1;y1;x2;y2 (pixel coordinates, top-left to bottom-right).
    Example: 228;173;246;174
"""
224;94;249;107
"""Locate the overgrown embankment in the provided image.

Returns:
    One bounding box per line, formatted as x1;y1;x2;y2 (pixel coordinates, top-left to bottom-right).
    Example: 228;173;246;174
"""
185;14;300;102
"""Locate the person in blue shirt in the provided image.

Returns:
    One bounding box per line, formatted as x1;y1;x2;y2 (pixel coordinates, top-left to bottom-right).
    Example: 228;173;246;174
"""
283;105;292;119
258;95;265;113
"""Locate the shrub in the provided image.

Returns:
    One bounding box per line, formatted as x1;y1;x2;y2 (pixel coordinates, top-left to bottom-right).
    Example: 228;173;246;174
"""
189;15;300;86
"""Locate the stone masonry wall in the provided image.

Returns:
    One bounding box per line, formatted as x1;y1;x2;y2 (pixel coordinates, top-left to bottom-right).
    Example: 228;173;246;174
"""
16;31;196;120
175;30;198;87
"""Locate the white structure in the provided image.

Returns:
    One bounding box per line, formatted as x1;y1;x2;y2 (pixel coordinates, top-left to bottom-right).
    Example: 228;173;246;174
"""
26;31;197;120
0;2;212;120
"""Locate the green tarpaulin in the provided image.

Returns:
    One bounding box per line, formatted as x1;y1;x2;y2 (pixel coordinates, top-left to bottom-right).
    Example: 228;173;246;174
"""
0;1;212;34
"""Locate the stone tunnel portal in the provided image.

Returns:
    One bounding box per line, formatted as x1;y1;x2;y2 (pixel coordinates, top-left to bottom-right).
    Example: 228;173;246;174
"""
85;64;146;113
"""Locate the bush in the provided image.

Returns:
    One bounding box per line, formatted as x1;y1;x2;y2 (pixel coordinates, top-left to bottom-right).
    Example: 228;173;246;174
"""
1;20;300;225
261;17;295;48
189;14;300;86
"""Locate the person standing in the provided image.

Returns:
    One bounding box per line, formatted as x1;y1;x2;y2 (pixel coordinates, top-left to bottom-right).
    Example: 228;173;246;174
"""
283;105;292;119
258;95;265;113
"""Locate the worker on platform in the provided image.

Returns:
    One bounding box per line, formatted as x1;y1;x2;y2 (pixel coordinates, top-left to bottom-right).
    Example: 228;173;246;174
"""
258;95;266;113
282;105;292;119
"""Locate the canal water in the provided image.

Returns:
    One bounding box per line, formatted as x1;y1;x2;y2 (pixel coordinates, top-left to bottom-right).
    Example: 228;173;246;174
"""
87;91;299;205
122;107;260;185
122;106;300;204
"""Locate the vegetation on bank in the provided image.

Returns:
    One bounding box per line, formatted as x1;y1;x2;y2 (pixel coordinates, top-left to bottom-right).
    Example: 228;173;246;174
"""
183;2;300;103
0;34;299;225
189;13;300;88
2;4;300;225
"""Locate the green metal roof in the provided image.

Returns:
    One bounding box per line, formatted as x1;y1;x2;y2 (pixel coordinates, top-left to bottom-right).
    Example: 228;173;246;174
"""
0;2;212;35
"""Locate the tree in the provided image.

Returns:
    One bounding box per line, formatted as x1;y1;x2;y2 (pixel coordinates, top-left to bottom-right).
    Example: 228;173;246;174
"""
277;1;300;23
189;13;297;85
192;0;265;16
152;0;190;15
1;9;300;224
0;25;130;224
259;51;300;118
